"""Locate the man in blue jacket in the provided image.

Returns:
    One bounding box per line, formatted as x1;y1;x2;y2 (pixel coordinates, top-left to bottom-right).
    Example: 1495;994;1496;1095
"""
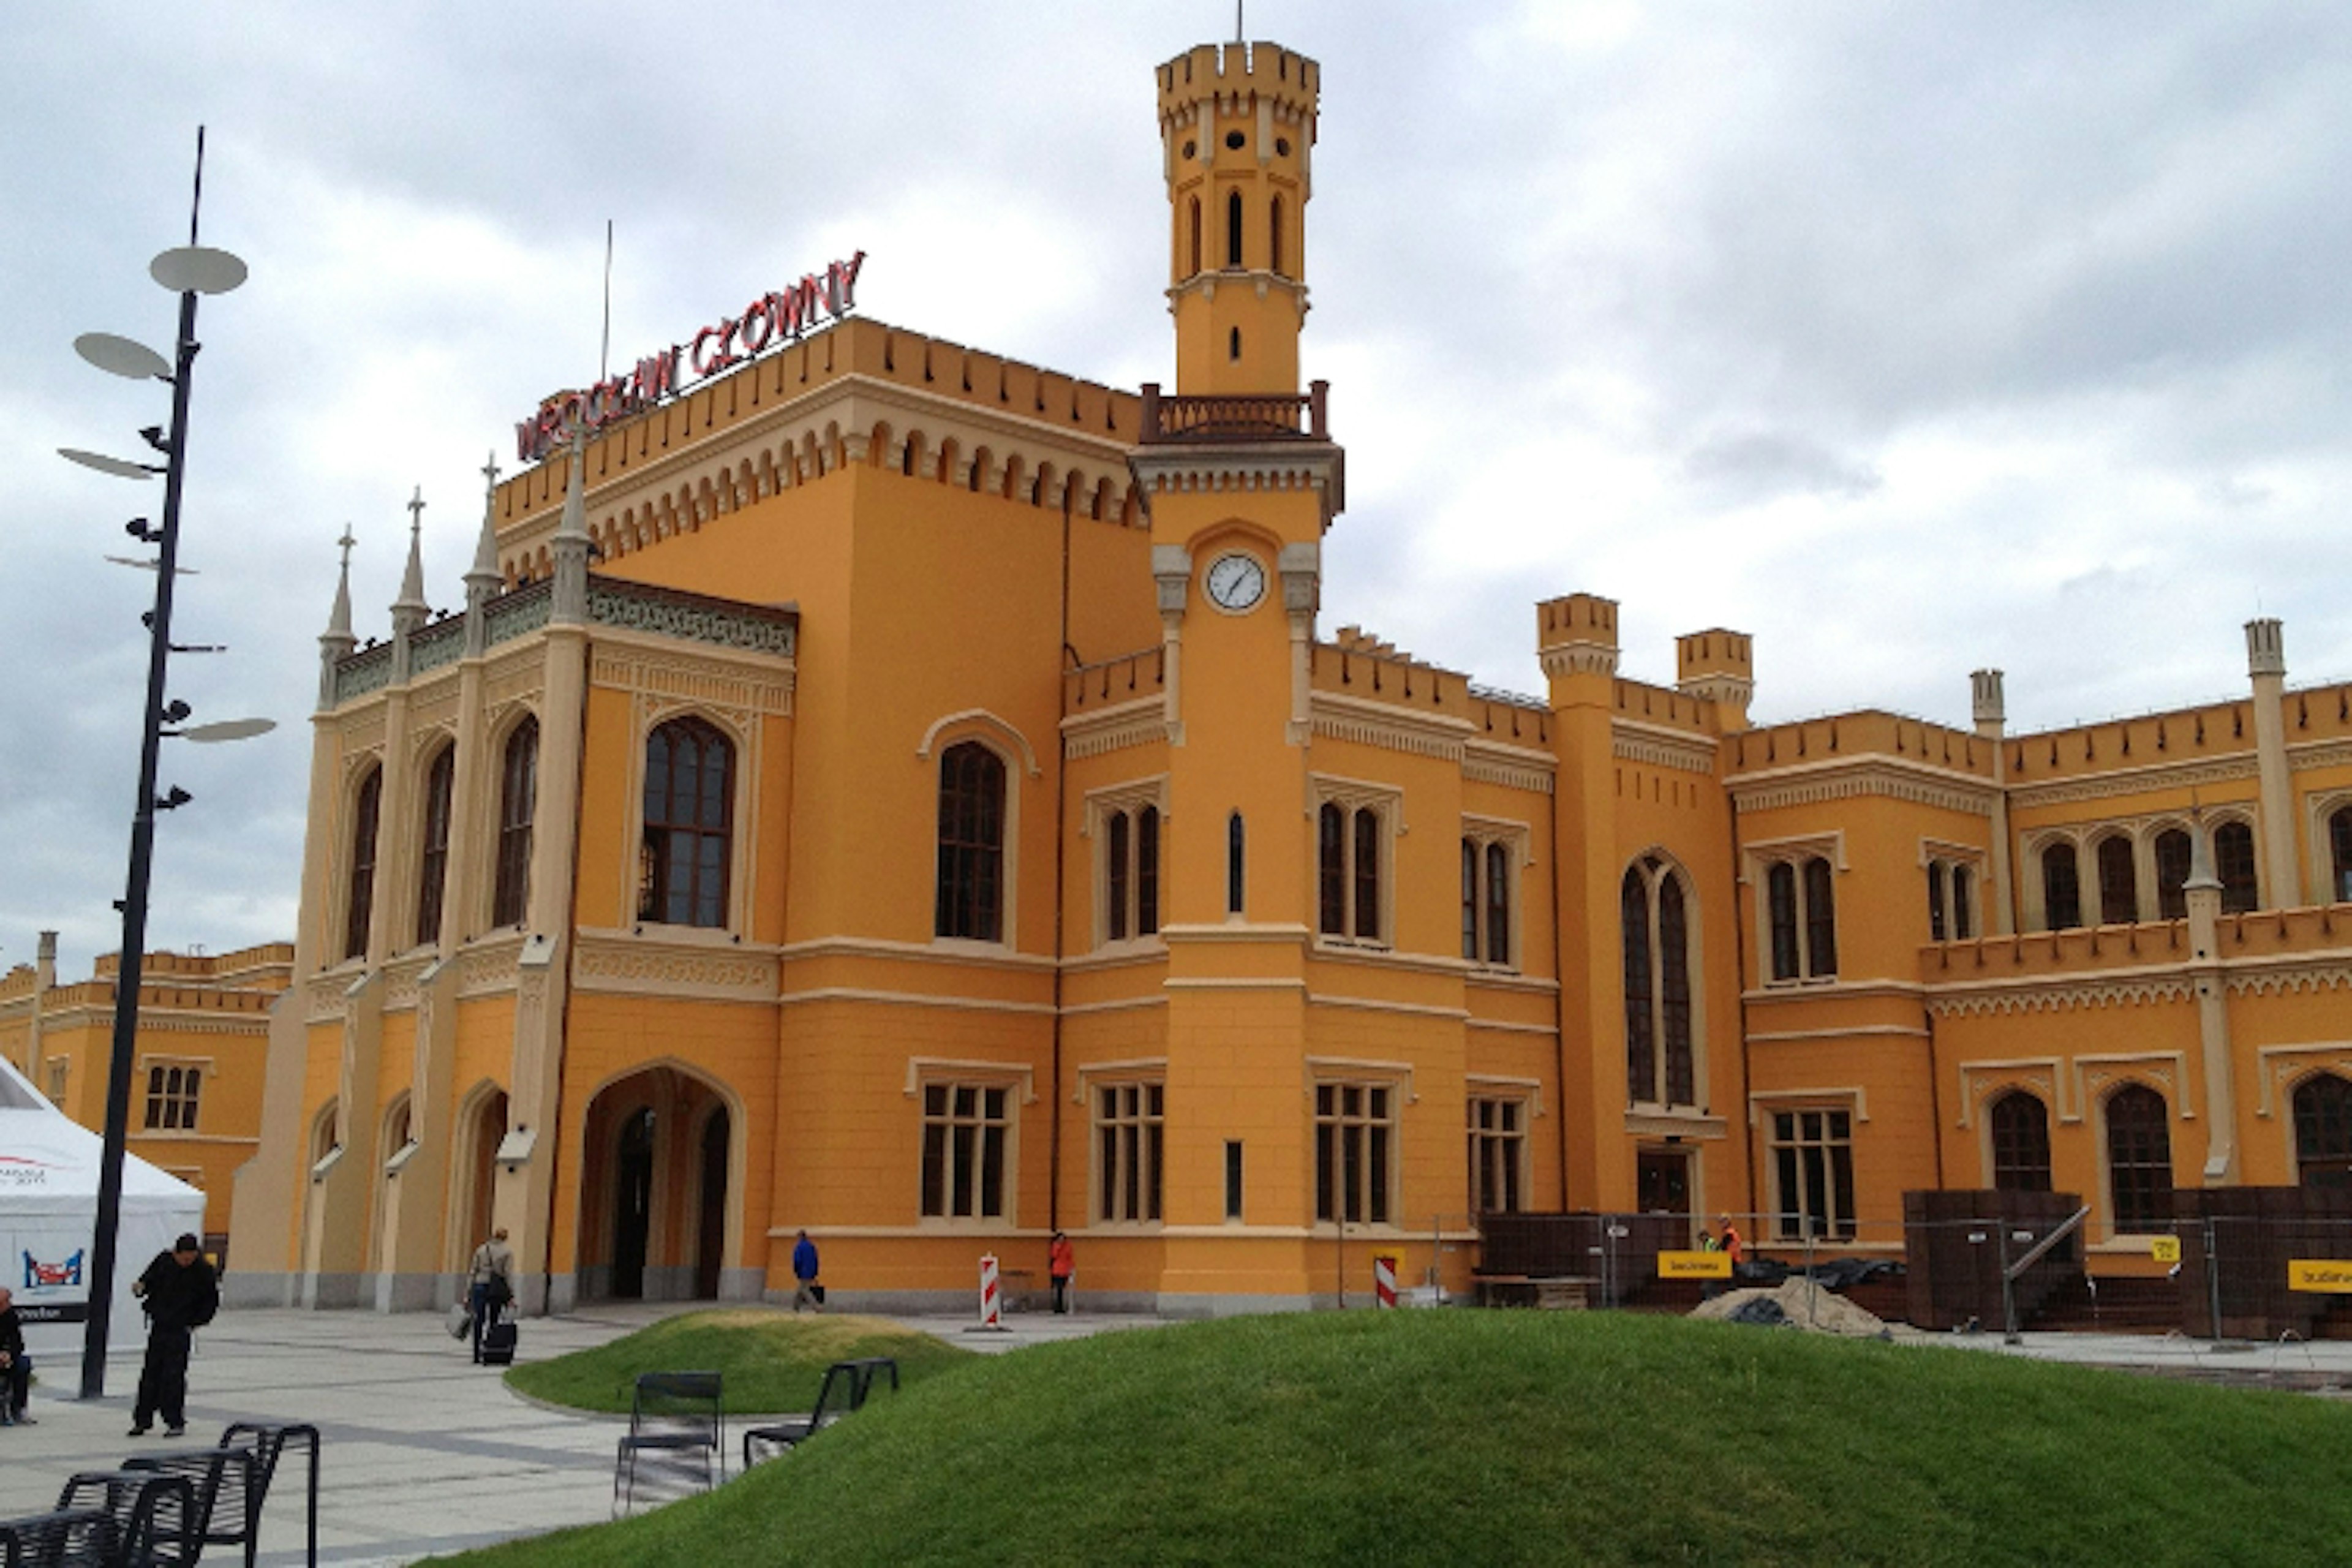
792;1230;822;1313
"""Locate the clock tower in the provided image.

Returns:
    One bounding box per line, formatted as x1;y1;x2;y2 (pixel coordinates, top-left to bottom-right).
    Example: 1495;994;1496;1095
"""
1129;37;1346;1307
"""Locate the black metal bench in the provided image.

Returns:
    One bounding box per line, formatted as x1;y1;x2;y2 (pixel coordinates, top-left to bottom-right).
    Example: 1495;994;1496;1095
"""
218;1423;319;1568
51;1471;193;1567
0;1507;121;1568
613;1371;725;1516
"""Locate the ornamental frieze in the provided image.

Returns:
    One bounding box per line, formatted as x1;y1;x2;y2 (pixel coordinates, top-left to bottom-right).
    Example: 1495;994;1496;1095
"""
573;937;781;1001
588;580;797;657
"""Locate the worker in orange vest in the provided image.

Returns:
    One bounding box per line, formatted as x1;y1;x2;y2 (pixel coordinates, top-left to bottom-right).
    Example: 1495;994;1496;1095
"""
1718;1216;1744;1268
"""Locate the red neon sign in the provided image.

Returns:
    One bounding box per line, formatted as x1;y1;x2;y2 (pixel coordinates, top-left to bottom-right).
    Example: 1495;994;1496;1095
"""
516;251;864;463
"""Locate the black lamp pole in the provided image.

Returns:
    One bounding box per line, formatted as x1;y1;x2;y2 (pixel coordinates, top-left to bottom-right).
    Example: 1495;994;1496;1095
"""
79;134;215;1400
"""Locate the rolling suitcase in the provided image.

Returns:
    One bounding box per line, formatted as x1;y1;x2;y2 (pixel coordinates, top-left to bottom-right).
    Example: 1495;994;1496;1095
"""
479;1311;518;1367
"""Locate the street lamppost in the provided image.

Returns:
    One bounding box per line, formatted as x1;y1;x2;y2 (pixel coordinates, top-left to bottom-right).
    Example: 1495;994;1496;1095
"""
58;128;271;1400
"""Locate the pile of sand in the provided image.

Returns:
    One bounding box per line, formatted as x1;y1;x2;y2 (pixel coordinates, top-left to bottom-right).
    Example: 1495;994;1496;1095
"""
1689;1278;1891;1338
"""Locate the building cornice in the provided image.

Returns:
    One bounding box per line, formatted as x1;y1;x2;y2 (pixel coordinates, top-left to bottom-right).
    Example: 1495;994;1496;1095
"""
1730;755;1996;818
1612;718;1719;778
2005;751;2260;810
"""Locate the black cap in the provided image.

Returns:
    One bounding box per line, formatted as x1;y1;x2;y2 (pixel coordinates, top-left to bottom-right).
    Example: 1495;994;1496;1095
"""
175;1234;201;1252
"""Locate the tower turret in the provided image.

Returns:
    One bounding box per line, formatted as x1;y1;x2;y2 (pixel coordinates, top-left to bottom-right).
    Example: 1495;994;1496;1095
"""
317;527;356;712
1157;40;1319;395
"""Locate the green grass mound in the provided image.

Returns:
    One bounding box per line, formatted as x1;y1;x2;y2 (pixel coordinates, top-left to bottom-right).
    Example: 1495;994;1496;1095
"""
464;1311;2352;1566
504;1308;971;1414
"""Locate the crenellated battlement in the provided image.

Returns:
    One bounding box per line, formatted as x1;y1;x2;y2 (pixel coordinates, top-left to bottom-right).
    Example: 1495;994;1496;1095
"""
1726;710;1993;777
1156;41;1320;127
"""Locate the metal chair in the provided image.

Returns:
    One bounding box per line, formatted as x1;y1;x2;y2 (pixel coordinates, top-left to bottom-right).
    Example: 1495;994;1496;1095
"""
742;1360;862;1468
0;1509;121;1568
51;1472;193;1568
848;1356;900;1406
122;1446;255;1568
613;1371;725;1516
218;1423;320;1568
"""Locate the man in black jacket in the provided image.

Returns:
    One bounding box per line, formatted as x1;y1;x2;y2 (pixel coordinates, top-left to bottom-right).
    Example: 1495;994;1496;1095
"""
128;1234;218;1438
0;1285;31;1425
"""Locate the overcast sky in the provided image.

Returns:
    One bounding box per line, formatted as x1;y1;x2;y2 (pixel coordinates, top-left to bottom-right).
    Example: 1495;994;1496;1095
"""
5;2;2348;976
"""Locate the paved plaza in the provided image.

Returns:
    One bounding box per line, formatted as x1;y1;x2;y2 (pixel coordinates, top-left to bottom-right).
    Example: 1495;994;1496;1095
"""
0;1302;1159;1566
4;1303;2348;1564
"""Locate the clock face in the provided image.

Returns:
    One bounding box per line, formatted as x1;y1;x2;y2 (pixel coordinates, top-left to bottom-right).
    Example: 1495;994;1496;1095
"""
1204;552;1267;612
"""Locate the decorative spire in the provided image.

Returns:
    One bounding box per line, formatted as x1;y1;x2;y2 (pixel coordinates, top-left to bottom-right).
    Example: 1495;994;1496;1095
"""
391;485;430;634
318;526;357;711
464;453;503;657
551;434;592;625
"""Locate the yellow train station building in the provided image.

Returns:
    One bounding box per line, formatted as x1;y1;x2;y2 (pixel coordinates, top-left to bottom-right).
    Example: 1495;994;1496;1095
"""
2;935;290;1245
221;32;2352;1316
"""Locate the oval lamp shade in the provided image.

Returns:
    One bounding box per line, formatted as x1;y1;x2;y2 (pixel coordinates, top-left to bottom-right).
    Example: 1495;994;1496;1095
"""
180;717;277;744
75;332;172;381
150;246;248;296
59;448;159;480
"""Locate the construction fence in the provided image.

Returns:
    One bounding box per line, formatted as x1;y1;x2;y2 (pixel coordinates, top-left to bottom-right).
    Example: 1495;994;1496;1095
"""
1471;1188;2352;1342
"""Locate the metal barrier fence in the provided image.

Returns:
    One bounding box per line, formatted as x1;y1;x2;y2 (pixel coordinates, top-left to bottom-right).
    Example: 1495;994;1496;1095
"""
1470;1191;2352;1343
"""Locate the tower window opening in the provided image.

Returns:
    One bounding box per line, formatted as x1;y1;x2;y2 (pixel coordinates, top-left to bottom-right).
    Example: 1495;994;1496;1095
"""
1270;197;1285;277
1229;326;1242;361
1188;197;1202;277
1225;129;1245;150
1227;189;1243;268
1276;137;1292;156
1227;811;1245;916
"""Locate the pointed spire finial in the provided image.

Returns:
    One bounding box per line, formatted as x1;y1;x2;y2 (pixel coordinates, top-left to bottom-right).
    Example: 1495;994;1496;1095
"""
327;526;356;639
393;486;430;631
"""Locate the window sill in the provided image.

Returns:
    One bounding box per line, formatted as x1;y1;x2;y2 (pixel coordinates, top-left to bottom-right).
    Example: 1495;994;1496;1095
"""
1758;975;1839;990
626;921;745;946
914;1216;1019;1232
1313;936;1393;956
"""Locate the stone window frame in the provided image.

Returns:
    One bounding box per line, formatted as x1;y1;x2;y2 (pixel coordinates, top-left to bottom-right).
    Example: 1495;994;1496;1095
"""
1757;1094;1861;1243
621;704;756;938
1460;815;1532;973
1084;776;1170;952
1311;1072;1403;1231
2019;811;2263;930
1743;832;1842;987
1085;1068;1166;1229
1311;773;1404;953
140;1057;206;1133
911;1066;1025;1230
1623;850;1708;1113
1918;837;1987;943
2098;1079;2176;1240
1465;1085;1535;1216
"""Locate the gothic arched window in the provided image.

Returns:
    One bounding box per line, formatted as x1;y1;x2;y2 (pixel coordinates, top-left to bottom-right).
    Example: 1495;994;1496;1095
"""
492;717;538;929
2042;842;2082;930
2154;829;2192;920
414;744;454;948
344;766;382;962
1624;858;1698;1109
2293;1073;2352;1191
2331;806;2352;903
934;741;1006;941
2213;821;2258;913
640;717;734;929
2095;834;2137;925
1989;1091;2052;1193
2105;1085;2173;1233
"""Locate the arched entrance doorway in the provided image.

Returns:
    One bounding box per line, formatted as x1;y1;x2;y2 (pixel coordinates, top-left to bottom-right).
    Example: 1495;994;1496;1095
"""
453;1087;509;1270
578;1066;735;1303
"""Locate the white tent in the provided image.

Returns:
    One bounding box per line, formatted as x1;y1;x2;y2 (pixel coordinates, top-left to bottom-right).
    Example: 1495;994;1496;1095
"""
1;1054;207;1357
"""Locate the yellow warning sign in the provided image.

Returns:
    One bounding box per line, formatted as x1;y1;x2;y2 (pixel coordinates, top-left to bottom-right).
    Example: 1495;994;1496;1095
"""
1658;1250;1733;1280
2149;1237;2181;1264
2288;1259;2352;1294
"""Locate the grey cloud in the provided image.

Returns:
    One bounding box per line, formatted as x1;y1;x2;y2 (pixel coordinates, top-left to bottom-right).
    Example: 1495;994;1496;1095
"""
1679;429;1883;503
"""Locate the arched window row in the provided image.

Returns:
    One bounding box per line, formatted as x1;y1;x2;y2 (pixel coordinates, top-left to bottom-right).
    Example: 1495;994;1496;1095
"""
1096;790;1164;946
1623;856;1698;1110
639;716;735;930
331;712;545;968
1924;855;1978;943
1460;826;1523;970
1759;851;1837;982
1317;790;1395;946
2030;817;2262;932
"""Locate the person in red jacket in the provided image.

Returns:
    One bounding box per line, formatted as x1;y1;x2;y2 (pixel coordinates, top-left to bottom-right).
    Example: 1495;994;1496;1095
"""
1048;1231;1075;1315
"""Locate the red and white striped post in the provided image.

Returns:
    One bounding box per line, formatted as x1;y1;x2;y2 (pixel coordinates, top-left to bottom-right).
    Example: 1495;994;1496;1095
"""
979;1252;1003;1329
1373;1254;1398;1310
